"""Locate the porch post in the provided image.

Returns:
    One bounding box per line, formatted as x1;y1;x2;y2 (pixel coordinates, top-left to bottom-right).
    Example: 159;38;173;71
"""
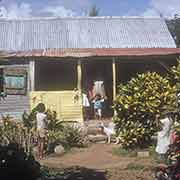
29;60;35;91
112;58;117;115
77;60;82;92
112;58;116;101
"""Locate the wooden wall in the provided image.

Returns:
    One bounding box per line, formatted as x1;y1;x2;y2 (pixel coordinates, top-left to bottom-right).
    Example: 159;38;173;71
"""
0;64;30;120
0;95;30;119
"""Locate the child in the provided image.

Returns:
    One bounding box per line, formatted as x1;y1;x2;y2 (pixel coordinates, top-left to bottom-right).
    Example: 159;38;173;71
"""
92;94;105;120
36;103;47;159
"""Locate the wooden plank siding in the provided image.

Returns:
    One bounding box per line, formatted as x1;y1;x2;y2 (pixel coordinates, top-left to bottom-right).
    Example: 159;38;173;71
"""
0;95;30;119
0;64;30;120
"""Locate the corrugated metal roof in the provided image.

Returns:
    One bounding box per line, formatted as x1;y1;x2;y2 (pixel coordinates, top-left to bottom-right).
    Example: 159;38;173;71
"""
6;48;180;58
0;17;176;51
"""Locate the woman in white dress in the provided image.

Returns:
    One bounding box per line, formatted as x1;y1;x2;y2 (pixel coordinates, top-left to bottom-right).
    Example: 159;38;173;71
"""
155;113;173;155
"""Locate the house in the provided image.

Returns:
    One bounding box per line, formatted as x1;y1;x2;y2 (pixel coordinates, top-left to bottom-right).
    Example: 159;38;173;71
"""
0;17;180;121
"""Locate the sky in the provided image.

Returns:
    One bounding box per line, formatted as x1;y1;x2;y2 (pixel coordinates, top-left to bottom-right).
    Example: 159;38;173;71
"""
0;0;180;19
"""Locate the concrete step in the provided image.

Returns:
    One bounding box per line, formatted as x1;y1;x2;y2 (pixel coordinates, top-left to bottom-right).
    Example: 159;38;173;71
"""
84;119;113;136
87;127;102;135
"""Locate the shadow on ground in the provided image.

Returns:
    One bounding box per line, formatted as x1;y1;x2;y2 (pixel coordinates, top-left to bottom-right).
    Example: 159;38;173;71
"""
43;166;107;180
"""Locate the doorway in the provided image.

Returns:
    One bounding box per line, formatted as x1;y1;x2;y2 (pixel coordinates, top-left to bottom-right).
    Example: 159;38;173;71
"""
82;60;113;119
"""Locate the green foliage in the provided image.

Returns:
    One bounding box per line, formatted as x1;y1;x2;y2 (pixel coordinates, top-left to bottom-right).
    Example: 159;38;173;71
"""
22;106;63;131
88;5;99;16
22;110;36;129
0;143;40;180
46;110;63;131
114;72;177;148
1;106;85;155
112;147;137;157
41;167;65;180
167;60;180;85
167;60;180;130
47;124;84;151
0;115;37;153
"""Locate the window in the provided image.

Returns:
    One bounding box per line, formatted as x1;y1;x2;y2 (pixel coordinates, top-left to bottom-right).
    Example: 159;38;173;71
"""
5;75;26;88
3;68;27;95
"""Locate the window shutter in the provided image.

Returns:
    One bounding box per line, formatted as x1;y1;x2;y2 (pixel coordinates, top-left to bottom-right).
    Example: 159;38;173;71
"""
4;67;27;95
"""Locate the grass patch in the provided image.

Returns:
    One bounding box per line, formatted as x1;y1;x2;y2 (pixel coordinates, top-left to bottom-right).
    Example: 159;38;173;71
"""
147;145;165;164
126;163;146;170
41;166;107;180
112;144;158;158
125;163;153;171
112;146;139;157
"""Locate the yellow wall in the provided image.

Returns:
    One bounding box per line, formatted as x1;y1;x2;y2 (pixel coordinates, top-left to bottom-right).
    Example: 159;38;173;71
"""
30;91;83;122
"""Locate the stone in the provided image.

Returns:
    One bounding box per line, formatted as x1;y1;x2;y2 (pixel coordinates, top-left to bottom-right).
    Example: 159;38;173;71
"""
87;134;107;143
54;145;65;155
137;151;150;158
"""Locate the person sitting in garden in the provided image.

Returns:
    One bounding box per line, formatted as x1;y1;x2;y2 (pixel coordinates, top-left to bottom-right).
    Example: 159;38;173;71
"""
36;103;47;159
92;94;106;120
155;112;173;159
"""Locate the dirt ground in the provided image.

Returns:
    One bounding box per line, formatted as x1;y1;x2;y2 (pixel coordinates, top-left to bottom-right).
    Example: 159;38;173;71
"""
41;144;157;180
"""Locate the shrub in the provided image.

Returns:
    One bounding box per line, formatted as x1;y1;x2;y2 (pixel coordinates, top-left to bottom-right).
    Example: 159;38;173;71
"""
22;107;63;131
114;72;177;148
167;60;180;125
167;60;180;85
22;108;64;153
46;110;63;131
47;123;84;151
0;143;40;180
0;115;37;153
1;108;85;155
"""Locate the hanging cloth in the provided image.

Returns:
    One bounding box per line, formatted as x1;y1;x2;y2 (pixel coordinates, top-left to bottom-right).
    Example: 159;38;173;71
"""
93;81;106;97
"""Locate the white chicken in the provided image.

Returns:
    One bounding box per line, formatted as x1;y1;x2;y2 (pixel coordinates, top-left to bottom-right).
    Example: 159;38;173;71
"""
100;122;119;144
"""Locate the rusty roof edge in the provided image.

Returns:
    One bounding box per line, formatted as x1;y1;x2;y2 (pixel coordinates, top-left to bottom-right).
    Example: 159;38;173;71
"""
2;48;180;59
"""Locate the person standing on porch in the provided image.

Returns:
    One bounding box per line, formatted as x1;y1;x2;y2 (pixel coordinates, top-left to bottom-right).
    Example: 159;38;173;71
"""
92;94;105;120
87;81;95;100
36;103;47;159
82;92;90;120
